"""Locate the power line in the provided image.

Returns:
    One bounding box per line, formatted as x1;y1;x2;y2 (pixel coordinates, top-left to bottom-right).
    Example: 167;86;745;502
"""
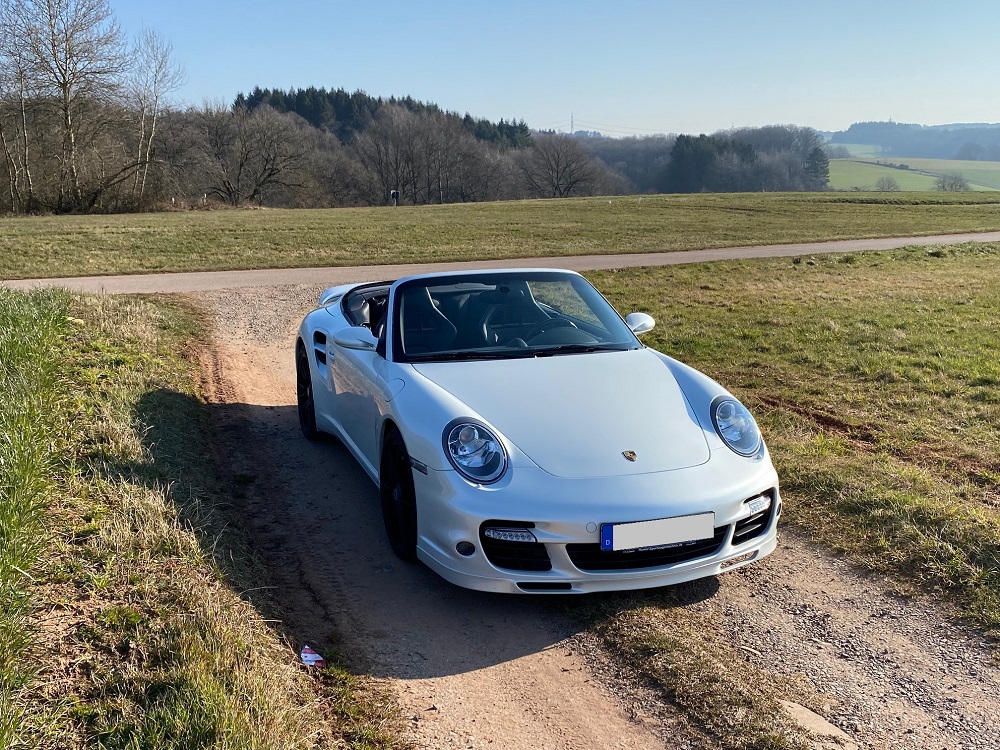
573;118;671;135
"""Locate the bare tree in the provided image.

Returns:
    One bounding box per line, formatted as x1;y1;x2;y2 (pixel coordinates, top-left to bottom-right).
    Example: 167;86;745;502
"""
875;176;901;192
0;0;39;211
352;105;416;205
935;172;970;192
7;0;129;210
517;133;597;198
196;104;307;205
129;28;184;207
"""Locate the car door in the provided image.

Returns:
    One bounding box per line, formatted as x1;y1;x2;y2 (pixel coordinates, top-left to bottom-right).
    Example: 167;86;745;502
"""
327;329;385;474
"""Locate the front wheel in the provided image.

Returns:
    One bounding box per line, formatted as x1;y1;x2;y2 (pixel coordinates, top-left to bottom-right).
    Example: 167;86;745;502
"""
379;430;418;562
296;344;319;441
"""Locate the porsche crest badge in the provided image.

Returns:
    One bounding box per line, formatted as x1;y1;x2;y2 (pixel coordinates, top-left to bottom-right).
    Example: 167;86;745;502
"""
622;450;637;462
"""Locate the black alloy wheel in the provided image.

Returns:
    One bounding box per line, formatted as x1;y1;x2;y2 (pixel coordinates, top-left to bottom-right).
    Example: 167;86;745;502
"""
296;343;319;441
379;430;418;562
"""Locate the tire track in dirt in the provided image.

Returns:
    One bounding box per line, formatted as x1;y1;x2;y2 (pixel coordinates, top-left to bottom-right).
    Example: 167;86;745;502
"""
192;289;688;750
193;285;1000;750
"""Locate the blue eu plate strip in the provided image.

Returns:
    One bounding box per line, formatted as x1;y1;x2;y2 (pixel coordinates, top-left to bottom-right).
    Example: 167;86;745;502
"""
600;524;614;550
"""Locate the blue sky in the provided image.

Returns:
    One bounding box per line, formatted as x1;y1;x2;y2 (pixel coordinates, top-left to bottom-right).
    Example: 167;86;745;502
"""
110;0;1000;136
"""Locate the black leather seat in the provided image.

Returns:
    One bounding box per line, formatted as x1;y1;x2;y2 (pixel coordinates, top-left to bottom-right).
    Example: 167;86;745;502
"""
400;286;457;354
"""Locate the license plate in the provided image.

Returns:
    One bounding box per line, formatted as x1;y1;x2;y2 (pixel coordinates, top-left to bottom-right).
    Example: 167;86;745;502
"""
600;512;715;552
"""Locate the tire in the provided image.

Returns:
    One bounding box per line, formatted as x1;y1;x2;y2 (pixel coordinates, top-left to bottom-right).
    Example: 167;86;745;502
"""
296;343;319;441
379;430;418;562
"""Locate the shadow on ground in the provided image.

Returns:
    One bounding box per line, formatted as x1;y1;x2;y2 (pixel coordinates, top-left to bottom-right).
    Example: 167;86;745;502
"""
136;388;720;681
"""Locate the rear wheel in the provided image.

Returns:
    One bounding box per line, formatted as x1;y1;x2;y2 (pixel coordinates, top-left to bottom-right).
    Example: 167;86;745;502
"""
296;343;319;441
379;430;418;562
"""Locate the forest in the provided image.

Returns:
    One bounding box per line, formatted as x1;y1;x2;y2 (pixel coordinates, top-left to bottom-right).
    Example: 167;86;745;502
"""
829;121;1000;160
0;0;832;215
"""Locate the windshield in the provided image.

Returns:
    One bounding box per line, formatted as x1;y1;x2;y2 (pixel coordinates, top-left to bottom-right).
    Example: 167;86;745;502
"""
391;271;640;362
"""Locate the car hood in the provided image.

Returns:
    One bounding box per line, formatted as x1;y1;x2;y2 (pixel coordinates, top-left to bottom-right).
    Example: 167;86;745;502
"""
412;348;711;478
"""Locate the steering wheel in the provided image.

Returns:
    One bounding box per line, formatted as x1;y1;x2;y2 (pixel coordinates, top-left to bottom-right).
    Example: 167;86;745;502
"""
523;318;576;342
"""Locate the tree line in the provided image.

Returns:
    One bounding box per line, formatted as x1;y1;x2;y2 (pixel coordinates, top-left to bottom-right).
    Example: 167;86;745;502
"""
830;121;1000;160
239;86;534;150
1;0;832;216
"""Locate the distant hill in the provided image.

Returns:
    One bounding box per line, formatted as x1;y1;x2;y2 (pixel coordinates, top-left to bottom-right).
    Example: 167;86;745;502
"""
827;121;1000;160
236;86;532;149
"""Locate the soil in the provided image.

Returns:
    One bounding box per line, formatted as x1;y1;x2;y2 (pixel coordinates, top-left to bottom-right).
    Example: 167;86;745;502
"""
192;282;1000;750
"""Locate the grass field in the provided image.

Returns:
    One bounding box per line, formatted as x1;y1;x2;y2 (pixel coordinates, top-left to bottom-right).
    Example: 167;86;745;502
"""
565;242;1000;748
829;160;945;191
592;243;1000;630
1;291;405;749
0;290;67;747
5;193;1000;279
890;158;1000;189
830;158;1000;191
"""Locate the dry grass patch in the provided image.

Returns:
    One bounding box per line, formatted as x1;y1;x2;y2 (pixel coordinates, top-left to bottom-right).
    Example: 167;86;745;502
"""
6;292;408;749
570;588;826;750
589;242;1000;630
5;192;1000;279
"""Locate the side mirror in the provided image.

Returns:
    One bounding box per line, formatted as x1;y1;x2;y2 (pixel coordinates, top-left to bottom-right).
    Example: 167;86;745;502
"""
626;312;655;335
332;326;378;351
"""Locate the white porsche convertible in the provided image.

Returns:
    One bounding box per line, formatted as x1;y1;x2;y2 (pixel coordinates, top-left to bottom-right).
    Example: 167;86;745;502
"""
296;268;779;593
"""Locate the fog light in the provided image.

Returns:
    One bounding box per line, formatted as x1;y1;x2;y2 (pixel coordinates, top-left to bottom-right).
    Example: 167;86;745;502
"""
746;494;772;515
484;527;537;543
456;541;476;556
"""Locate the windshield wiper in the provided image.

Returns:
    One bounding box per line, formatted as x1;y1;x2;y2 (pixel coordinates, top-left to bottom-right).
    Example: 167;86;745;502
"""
532;343;633;356
407;350;536;362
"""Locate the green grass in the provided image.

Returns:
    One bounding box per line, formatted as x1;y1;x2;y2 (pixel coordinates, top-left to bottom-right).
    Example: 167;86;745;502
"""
887;158;1000;189
3;292;407;749
558;243;1000;746
829;160;946;190
6;193;1000;279
589;242;1000;630
0;289;69;748
830;157;1000;191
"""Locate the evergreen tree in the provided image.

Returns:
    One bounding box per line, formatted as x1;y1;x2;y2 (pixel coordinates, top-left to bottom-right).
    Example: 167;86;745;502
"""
804;147;830;189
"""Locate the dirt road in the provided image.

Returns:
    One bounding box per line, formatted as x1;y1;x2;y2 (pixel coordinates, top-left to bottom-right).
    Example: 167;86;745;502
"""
194;282;999;750
8;230;1000;293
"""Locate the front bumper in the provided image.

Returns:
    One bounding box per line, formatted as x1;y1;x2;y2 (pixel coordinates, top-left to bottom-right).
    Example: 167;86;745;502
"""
411;449;781;594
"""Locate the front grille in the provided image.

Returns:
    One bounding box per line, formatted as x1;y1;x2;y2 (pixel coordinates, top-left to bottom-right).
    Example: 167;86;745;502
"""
566;526;728;571
479;521;552;571
732;491;776;546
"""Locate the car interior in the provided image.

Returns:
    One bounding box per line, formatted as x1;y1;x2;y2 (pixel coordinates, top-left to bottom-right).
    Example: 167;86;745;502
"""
341;279;609;358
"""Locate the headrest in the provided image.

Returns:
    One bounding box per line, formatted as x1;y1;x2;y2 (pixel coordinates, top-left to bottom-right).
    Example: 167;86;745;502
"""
347;295;370;324
478;287;525;305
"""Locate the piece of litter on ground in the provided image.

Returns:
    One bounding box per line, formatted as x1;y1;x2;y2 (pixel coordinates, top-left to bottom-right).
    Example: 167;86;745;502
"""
300;644;326;668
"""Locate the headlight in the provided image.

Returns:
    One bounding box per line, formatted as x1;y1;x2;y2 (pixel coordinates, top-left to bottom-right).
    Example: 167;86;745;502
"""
444;420;508;484
710;397;762;456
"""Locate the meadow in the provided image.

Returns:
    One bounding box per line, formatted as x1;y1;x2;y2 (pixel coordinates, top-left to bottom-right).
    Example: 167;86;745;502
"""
575;242;1000;749
5;192;1000;279
593;243;1000;630
829;157;1000;191
1;292;401;749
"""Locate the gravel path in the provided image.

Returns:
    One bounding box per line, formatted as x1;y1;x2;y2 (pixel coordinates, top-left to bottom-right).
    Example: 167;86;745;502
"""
191;282;1000;750
7;230;1000;293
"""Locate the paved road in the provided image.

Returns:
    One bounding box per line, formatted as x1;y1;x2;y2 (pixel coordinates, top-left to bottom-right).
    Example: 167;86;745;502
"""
5;230;1000;294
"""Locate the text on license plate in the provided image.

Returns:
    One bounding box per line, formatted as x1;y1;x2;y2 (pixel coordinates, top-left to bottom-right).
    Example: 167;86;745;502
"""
600;512;715;552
